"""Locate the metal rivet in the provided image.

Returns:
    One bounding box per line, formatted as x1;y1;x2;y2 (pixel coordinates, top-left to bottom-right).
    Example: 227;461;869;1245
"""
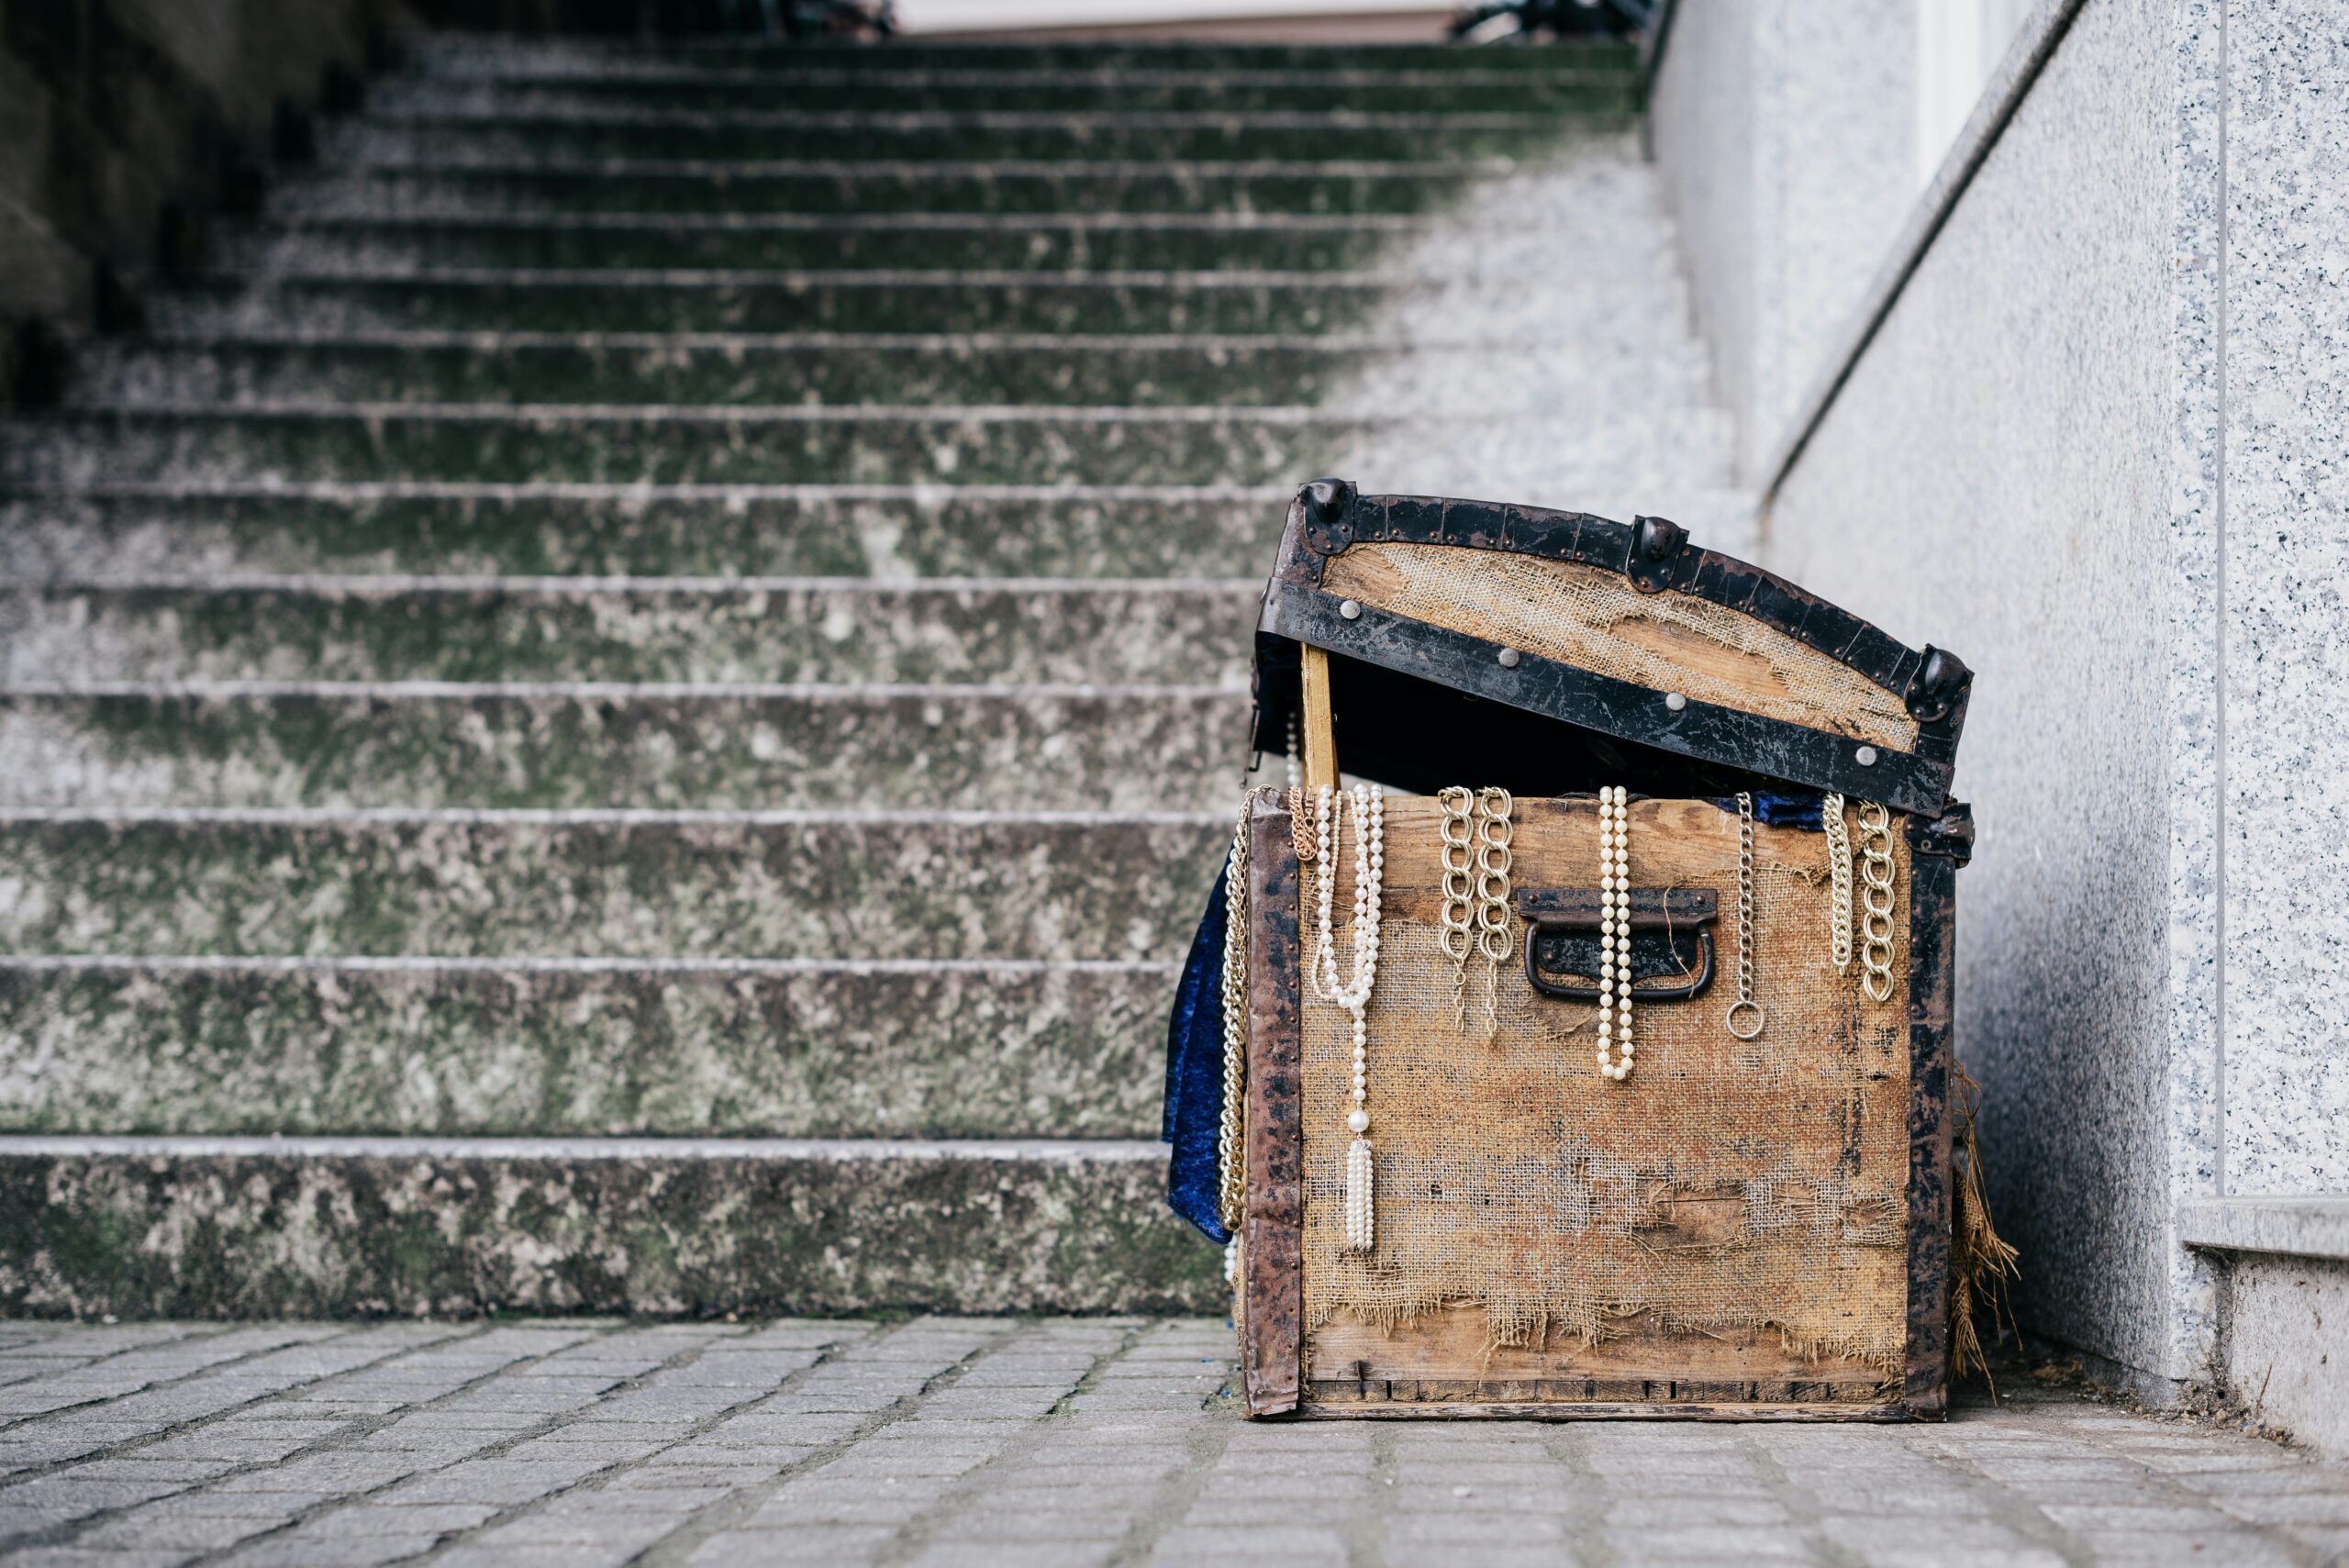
1664;692;1687;712
1497;648;1521;669
1855;746;1879;767
1339;599;1362;621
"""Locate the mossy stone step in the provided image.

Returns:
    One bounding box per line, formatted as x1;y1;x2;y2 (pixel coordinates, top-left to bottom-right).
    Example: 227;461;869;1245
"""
333;111;1601;166
0;485;1287;582
378;69;1638;116
408;38;1637;75
223;214;1427;276
72;334;1410;409
0;581;1256;684
0;959;1175;1140
9;405;1718;489
0;811;1227;962
0;1136;1221;1316
275;161;1516;217
158;272;1396;337
0;686;1250;811
4;405;1381;487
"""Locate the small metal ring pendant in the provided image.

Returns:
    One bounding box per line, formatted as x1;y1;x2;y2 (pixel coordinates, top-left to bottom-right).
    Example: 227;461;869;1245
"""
1725;999;1766;1040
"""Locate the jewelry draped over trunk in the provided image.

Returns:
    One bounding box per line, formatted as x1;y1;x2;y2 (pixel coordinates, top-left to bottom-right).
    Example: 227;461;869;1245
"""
1309;784;1386;1252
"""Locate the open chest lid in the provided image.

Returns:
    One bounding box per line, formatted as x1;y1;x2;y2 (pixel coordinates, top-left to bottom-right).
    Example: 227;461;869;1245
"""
1252;479;1972;817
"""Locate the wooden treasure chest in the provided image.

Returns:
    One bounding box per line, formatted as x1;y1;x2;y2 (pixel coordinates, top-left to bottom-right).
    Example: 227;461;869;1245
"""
1172;477;1978;1422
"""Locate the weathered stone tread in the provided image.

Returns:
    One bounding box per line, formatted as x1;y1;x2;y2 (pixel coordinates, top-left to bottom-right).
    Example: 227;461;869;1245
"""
0;958;1176;1139
0;580;1260;684
0;683;1250;810
0;1136;1219;1317
0;809;1228;962
0;484;1297;582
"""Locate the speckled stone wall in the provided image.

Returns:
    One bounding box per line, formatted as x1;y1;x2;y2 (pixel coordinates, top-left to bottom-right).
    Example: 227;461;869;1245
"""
2221;1255;2349;1455
1724;0;2349;1413
2217;0;2349;1199
1745;0;2215;1395
1649;0;1918;480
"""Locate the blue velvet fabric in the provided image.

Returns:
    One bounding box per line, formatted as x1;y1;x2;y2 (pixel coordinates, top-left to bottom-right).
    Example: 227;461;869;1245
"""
1753;790;1825;828
1163;862;1232;1244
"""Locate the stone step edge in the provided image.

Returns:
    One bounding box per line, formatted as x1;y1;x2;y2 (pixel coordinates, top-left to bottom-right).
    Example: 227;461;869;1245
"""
251;211;1441;233
291;155;1526;178
0;481;1290;501
0;806;1227;827
0;953;1174;975
13;401;1654;428
382;65;1631;88
348;107;1585;129
5;574;1260;595
0;1133;1169;1163
82;328;1588;354
186;265;1435;288
0;679;1249;700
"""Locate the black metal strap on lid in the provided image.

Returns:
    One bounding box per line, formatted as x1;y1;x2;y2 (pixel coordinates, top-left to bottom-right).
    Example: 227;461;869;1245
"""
1260;583;1954;815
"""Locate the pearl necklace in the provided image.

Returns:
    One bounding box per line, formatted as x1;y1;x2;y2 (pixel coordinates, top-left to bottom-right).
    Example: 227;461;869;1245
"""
1595;785;1634;1081
1310;784;1385;1251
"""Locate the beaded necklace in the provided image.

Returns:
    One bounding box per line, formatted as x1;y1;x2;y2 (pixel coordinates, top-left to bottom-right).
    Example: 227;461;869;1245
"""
1310;784;1386;1251
1595;785;1635;1081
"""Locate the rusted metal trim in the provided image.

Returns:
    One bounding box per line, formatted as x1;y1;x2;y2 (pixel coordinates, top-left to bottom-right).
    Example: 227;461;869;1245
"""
1268;482;1970;732
1912;801;1976;866
1241;789;1305;1418
1901;812;1959;1418
1261;583;1954;814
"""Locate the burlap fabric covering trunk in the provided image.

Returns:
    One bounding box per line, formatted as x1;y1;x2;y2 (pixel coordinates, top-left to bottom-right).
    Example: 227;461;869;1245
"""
1299;795;1912;1373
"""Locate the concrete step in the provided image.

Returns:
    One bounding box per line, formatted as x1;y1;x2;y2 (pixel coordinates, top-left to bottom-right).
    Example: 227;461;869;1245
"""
0;809;1228;962
219;213;1432;276
401;37;1638;77
65;334;1710;414
0;484;1294;582
267;160;1520;218
152;271;1400;337
330;110;1603;168
0;1135;1221;1315
0;957;1175;1139
0;580;1255;684
373;66;1638;117
0;405;1720;489
0;684;1250;810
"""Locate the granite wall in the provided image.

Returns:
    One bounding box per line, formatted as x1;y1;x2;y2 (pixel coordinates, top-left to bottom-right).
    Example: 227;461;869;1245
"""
1753;0;2207;1399
1648;0;1918;480
1651;0;2349;1436
1;0;411;402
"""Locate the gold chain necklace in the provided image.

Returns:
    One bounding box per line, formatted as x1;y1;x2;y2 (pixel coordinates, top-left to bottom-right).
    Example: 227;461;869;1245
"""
1437;787;1476;1030
1474;788;1515;1038
1725;792;1765;1040
1215;795;1251;1238
1857;801;1898;1002
1822;792;1854;973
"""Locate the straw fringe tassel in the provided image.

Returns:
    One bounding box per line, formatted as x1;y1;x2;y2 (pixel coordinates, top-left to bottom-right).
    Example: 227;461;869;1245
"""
1949;1061;2021;1390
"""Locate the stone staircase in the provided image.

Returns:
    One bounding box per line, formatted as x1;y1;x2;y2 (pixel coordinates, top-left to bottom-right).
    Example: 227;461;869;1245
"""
0;30;1743;1318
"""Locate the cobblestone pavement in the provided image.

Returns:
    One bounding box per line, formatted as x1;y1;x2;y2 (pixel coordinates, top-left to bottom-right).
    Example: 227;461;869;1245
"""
0;1318;2339;1567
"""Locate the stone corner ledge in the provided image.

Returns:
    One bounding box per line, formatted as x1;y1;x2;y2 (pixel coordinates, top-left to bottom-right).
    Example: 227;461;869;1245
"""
2178;1196;2349;1262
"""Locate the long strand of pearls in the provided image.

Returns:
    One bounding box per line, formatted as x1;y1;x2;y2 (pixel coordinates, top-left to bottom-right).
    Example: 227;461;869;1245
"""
1595;785;1635;1082
1311;784;1385;1251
